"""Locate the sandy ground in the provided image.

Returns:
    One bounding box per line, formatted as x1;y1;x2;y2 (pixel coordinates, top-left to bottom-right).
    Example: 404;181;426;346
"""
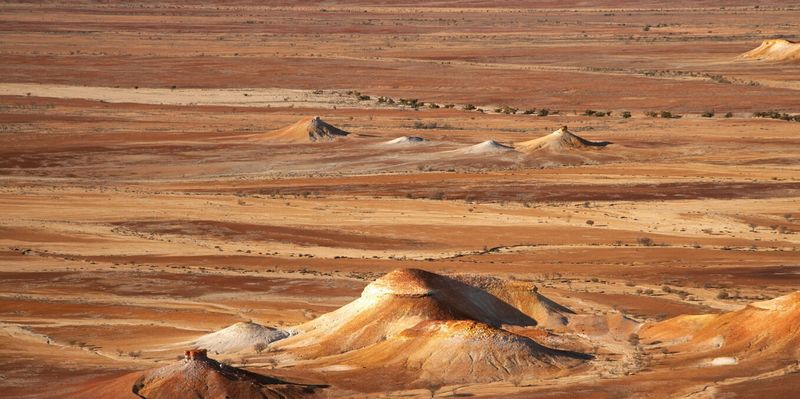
1;1;799;398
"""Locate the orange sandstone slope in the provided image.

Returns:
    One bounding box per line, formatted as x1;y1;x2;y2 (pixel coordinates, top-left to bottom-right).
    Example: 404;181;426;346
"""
272;268;542;358
64;350;318;399
257;116;349;143
272;269;590;383
739;39;800;63
455;274;576;329
310;319;589;384
640;292;800;363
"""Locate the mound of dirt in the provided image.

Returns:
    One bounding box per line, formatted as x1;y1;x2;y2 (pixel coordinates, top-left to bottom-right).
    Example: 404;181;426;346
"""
66;350;318;399
455;275;575;329
456;140;516;155
311;319;589;385
739;39;800;63
260;116;349;143
383;136;428;145
516;126;610;152
193;321;289;354
640;291;800;362
274;269;543;358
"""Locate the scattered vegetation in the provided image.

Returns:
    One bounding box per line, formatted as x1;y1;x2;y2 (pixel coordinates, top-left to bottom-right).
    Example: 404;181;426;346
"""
377;96;395;104
753;111;800;122
584;110;611;117
701;110;715;118
399;98;421;108
494;105;518;114
621;111;632;119
636;237;654;246
413;121;450;129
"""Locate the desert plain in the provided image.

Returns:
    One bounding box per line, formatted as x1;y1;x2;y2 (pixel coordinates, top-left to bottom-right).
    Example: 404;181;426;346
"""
1;1;799;398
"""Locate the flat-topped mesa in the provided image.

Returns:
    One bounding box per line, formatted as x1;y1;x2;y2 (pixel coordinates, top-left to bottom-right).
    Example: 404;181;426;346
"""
184;348;208;361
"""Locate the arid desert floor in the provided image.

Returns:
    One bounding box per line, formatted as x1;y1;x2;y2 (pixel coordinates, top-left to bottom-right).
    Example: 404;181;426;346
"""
1;1;799;398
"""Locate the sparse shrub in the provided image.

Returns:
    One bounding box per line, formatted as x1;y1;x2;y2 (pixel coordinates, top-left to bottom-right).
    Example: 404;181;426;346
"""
701;110;715;118
522;109;535;115
621;111;632;118
428;103;440;109
710;74;731;84
586;220;595;226
724;112;734;118
430;191;445;200
645;111;658;117
584;109;597;116
752;110;800;122
659;110;673;118
413;121;444;129
537;108;550;116
497;105;518;114
717;290;730;299
637;237;654;246
254;342;267;353
628;333;640;346
463;104;476;111
399;98;420;108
